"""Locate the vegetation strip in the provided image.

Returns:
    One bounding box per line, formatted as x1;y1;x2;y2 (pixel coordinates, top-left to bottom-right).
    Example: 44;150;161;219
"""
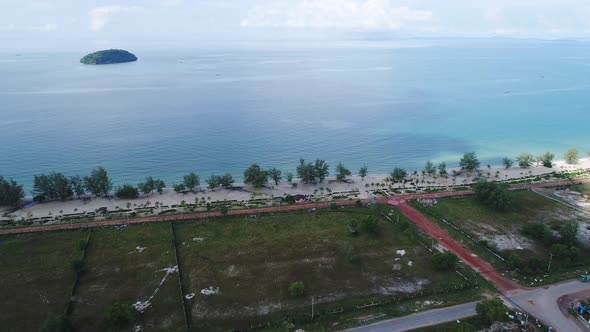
170;222;191;332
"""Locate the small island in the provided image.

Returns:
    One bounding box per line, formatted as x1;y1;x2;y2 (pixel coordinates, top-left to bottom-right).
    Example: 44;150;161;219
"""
80;49;138;65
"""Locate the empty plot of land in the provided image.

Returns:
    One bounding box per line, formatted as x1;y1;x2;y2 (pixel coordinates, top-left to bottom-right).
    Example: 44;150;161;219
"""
420;191;586;254
0;231;87;332
175;207;472;331
69;223;185;332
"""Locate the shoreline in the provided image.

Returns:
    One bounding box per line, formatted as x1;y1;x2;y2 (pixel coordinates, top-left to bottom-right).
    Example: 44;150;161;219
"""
2;158;589;223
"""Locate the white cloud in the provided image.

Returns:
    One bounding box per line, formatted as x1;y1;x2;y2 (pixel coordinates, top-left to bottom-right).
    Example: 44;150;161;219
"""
30;23;58;32
0;24;16;31
241;0;432;30
88;5;140;31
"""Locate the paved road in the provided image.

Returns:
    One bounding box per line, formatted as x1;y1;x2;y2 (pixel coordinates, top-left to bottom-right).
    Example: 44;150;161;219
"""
343;302;478;332
342;280;590;332
509;280;590;332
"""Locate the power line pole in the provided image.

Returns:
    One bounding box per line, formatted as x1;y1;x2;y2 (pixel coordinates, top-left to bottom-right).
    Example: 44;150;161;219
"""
547;253;554;272
312;296;315;319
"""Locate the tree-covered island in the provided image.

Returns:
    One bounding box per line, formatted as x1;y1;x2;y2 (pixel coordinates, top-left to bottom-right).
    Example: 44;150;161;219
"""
80;49;138;65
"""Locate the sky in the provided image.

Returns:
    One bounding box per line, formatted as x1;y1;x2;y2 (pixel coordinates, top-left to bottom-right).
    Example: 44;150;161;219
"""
2;0;590;51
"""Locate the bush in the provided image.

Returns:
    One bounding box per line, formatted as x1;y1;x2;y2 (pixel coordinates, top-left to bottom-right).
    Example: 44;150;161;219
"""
474;181;512;211
114;184;138;199
476;298;508;324
288;281;305;298
330;203;339;210
355;199;363;207
361;215;378;234
72;259;86;275
40;313;70;332
432;251;458;271
105;302;135;328
78;239;88;251
345;247;360;264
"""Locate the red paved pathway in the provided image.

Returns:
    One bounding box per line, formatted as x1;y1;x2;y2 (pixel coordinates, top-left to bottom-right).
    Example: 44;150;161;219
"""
386;197;519;292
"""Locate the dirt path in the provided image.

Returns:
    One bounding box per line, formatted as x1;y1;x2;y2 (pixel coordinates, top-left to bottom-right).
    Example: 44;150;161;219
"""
386;197;519;292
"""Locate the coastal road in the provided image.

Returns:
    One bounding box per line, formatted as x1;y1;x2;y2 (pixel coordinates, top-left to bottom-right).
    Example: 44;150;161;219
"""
343;301;478;332
342;280;590;332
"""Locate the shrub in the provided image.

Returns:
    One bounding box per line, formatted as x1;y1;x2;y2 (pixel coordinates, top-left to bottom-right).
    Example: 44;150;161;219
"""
288;281;305;298
105;302;135;328
474;181;512;211
361;215;378;234
355;199;363;207
431;251;458;271
78;239;88;251
72;259;86;275
330;203;338;210
114;184;138;199
476;298;508;324
345;247;360;264
40;313;70;332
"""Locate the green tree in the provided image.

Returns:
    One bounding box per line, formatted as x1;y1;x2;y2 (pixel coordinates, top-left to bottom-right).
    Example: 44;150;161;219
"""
219;173;235;189
84;167;112;197
474;181;512;211
267;167;282;185
559;220;579;246
33;172;73;201
335;162;350;181
138;176;156;195
475;298;508;324
206;175;220;190
516;152;535;168
296;158;316;183
564;148;579;164
173;183;186;193
431;251;458;271
424;160;436;176
69;175;85;199
105;302;135;328
286;172;294;183
437;162;447;177
538;151;555;168
115;184;139;199
244;164;269;187
460;152;480;172
218;205;230;216
0;176;24;206
40;313;70;332
288;281;305;298
183;172;200;192
314;159;330;183
390;168;407;182
359;164;368;180
501;157;514;169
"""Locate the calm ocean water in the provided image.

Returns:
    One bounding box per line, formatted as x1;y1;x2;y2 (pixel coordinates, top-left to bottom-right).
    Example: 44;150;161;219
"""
1;40;590;191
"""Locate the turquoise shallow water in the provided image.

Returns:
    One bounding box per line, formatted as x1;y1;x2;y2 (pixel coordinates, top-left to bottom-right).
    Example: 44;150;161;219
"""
1;40;590;191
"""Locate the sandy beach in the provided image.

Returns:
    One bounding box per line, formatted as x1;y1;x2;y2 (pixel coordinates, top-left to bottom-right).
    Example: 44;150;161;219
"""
2;158;589;222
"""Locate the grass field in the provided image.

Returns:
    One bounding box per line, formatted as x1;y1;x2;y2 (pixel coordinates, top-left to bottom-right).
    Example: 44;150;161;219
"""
0;206;487;332
414;190;590;284
175;206;483;331
0;230;87;332
69;223;185;332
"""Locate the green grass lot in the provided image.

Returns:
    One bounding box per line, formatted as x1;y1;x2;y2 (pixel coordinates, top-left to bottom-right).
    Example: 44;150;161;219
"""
175;206;485;331
0;230;87;332
570;183;590;195
413;190;590;285
69;223;185;332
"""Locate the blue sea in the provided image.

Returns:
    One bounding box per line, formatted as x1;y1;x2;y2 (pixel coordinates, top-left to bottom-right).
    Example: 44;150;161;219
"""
1;39;590;191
